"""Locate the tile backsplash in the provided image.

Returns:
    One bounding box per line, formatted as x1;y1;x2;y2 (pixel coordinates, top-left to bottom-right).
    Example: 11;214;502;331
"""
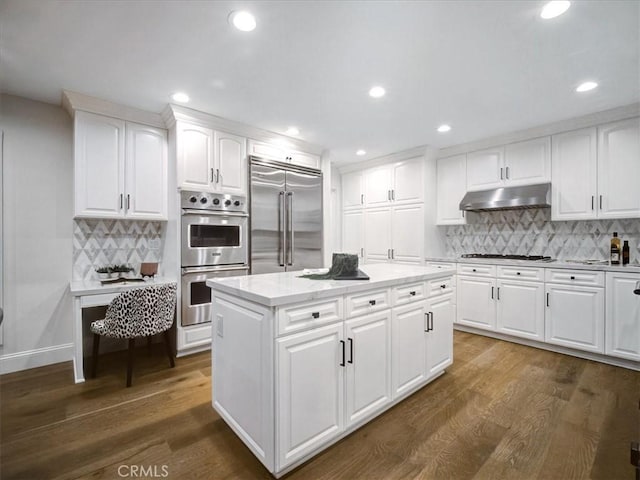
73;219;165;281
443;208;640;264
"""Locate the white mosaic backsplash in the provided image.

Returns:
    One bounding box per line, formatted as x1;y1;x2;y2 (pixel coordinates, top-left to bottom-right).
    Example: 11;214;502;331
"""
443;209;640;264
73;219;165;281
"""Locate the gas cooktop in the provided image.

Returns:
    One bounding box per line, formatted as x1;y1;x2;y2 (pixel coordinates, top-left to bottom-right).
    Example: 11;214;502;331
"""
461;254;555;262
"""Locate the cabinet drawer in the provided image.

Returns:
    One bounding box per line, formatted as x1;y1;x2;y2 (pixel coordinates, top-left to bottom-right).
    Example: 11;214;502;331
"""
426;261;456;270
497;266;544;282
545;269;604;287
457;263;496;277
392;282;426;306
427;276;455;298
278;297;343;336
345;289;391;318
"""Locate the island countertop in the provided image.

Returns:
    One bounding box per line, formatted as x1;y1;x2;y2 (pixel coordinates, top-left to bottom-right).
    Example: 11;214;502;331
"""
206;263;455;307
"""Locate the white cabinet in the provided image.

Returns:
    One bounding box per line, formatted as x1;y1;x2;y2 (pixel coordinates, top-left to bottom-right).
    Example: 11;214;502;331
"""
425;294;454;377
342;171;364;210
364;164;394;208
344;311;392;427
545;283;604;354
248;139;320;169
364;157;424;208
597;118;640;219
391;301;428;397
177;122;247;194
342;210;365;260
364;206;423;264
504;137;551;187
496;279;545;341
364;208;392;263
466;147;504;191
276;323;344;469
605;272;640;361
74;111;167;220
456;275;496;330
436;155;467;225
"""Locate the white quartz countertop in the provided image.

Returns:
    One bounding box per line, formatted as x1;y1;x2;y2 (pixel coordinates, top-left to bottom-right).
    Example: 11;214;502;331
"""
70;277;177;296
426;257;640;273
206;263;455;307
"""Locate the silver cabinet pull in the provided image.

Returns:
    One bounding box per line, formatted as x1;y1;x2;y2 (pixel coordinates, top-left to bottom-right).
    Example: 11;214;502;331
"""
216;168;220;183
546;293;550;307
278;192;285;266
126;194;130;210
491;286;494;299
387;249;391;259
387;190;391;201
506;166;510;179
360;247;364;257
497;287;500;300
599;195;603;210
361;194;364;204
391;189;395;200
500;167;504;180
287;191;294;266
591;195;594;210
120;193;123;209
211;168;214;183
462;210;465;218
391;248;395;259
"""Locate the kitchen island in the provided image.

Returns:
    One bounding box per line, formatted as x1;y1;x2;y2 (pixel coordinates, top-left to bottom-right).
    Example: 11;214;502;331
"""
206;263;456;477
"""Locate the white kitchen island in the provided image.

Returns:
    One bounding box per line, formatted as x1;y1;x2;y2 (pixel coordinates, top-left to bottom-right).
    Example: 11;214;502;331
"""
206;263;456;477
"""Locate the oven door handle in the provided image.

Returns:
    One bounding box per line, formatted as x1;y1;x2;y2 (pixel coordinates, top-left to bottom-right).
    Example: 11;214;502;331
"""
182;209;248;217
181;266;249;275
279;191;286;267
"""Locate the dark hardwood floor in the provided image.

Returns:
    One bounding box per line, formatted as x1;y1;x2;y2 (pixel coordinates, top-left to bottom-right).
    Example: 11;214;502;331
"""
1;331;638;479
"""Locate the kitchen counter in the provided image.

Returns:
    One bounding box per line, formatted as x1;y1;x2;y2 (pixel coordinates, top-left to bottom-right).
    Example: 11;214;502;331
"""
425;256;640;273
206;263;455;307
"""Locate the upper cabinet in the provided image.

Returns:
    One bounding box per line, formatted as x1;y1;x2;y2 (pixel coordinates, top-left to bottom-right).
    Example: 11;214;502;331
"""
363;157;424;208
436;155;467;225
342;171;364;210
552;118;640;221
248;139;321;170
74;111;167;220
177;121;247;194
466;138;550;192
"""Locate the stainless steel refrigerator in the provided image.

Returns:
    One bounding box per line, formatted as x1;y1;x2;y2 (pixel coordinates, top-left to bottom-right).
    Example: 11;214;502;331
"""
250;157;323;274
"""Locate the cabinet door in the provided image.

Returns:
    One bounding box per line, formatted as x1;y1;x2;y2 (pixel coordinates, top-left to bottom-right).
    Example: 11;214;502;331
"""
215;131;247;195
456;276;496;330
277;323;344;469
436;155;467;225
597;118;640;219
289;151;320;169
364;164;393;208
605;273;640;361
345;311;392;427
125;122;167;220
342;171;364;209
342;210;364;259
392;302;427;397
545;284;604;353
496;279;544;340
466;148;504;191
248;139;287;162
177;122;214;191
425;294;454;377
391;204;424;264
504;137;551;187
74;111;125;218
392;157;423;204
551;127;597;221
364;208;391;263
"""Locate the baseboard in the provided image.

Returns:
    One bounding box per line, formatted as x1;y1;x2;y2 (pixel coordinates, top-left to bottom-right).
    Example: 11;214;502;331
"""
0;343;74;375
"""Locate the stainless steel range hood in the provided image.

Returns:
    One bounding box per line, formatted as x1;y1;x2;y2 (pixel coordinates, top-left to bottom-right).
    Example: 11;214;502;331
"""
459;183;551;212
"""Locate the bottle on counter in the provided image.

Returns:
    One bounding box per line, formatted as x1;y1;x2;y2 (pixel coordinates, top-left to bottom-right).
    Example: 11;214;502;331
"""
622;240;630;265
610;232;621;265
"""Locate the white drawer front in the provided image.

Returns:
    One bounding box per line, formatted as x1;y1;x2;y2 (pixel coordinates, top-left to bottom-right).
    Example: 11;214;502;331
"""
392;282;426;306
278;297;344;336
457;263;496;277
426;262;456;270
345;289;391;318
497;266;544;282
427;276;455;298
545;269;604;287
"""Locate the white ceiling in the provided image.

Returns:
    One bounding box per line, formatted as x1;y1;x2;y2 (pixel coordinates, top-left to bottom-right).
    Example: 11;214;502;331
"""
1;1;638;166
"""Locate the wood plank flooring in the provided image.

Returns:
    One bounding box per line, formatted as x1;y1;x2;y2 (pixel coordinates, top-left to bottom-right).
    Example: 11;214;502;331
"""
1;331;638;479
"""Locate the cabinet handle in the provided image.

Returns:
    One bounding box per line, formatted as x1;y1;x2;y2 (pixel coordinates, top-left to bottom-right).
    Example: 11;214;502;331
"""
424;312;429;332
472;268;477;272
516;272;521;275
216;168;220;183
340;340;345;367
360;247;364;258
570;276;575;280
361;194;364;204
500;167;504;180
429;312;434;331
391;249;395;259
388;249;391;259
126;194;130;210
211;168;214;183
409;291;416;296
311;312;320;319
497;287;500;300
120;193;123;209
462;210;465;218
546;293;550;307
440;284;446;289
599;195;603;210
348;338;354;364
369;299;376;306
506;166;509;179
392;189;395;200
591;195;594;210
388;190;391;201
491;286;494;299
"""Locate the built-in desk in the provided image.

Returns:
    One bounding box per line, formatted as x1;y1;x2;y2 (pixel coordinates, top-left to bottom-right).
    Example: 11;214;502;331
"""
69;277;176;383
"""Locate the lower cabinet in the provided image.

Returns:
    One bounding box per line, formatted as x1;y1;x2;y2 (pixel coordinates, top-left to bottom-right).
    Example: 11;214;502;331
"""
456;276;496;330
545;284;605;354
496;279;545;340
605;272;640;361
425;294;455;377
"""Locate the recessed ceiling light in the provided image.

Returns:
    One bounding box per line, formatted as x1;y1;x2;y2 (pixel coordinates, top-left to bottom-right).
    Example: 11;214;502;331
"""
171;92;190;103
229;11;256;32
437;124;452;133
356;149;366;156
576;81;598;92
540;1;571;19
285;127;299;136
369;86;386;98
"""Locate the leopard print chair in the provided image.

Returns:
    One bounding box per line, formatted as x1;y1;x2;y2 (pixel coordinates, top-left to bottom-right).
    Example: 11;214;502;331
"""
90;282;177;387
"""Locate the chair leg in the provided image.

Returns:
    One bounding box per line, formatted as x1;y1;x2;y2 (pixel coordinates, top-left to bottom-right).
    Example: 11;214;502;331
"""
163;330;175;368
126;338;135;387
91;334;100;378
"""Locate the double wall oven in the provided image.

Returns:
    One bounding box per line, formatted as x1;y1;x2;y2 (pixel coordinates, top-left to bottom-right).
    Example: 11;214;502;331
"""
180;190;248;327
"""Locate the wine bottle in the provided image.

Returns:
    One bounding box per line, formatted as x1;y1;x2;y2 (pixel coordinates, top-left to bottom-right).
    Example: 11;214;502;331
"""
610;232;621;265
622;240;630;265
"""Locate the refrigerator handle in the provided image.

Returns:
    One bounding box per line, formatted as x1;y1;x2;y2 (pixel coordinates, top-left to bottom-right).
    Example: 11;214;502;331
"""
279;191;286;266
287;191;294;266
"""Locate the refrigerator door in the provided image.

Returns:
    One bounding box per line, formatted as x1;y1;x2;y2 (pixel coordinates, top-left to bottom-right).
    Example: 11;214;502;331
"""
285;170;323;271
251;164;286;274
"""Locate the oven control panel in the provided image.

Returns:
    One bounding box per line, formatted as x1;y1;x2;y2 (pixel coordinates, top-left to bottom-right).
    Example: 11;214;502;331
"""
181;190;247;213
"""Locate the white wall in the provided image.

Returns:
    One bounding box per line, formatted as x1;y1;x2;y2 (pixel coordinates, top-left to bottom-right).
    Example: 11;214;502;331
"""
0;94;74;373
423;146;446;258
